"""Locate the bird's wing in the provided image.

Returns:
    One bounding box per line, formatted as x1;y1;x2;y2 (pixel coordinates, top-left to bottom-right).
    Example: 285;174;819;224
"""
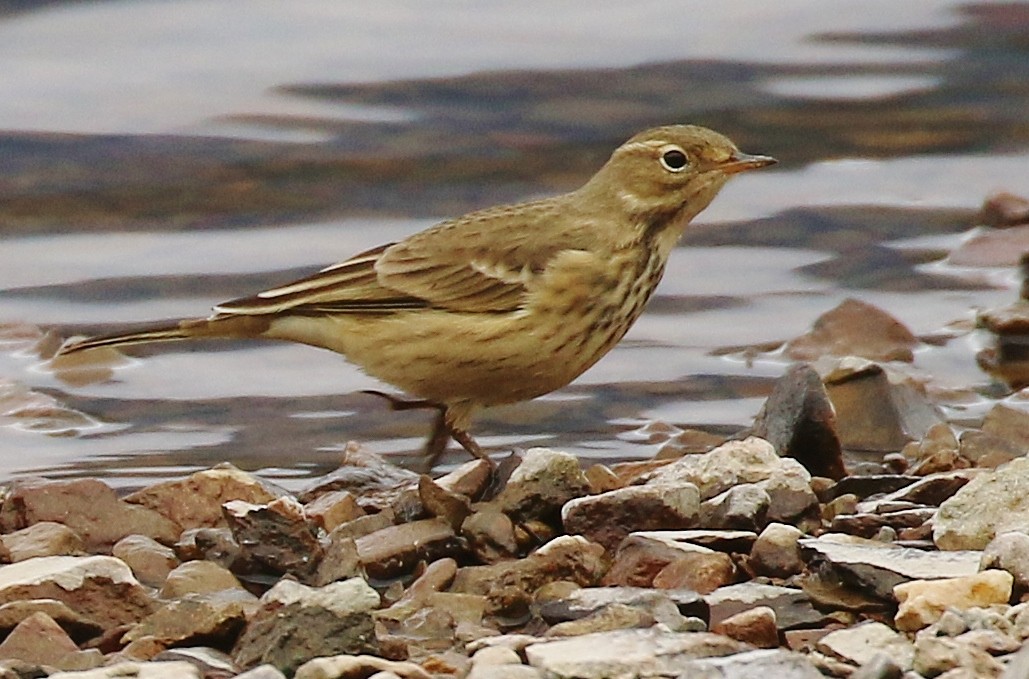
215;199;581;316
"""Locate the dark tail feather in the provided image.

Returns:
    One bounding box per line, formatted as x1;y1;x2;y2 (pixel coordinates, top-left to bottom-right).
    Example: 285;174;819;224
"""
56;315;270;356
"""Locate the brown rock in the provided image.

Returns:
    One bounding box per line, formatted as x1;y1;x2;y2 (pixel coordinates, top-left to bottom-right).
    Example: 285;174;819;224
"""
959;431;1023;469
951;224;1029;267
174;527;256;575
0;599;103;642
784;298;918;363
706;582;832;631
978;191;1029;228
0;611;79;665
749;363;846;480
312;533;361;587
294;654;432;679
981;403;1029;451
0;478;180;550
418;475;472;530
124;589;258;646
561;484;699;551
699;484;769;532
651;550;735;594
604;531;747;588
0;521;85;561
712;606;779;649
462;508;519;563
0;556;155;631
545;603;656;637
125;463;283;531
223;497;323;580
750;523;805;579
435;458;493;501
112;535;179;589
303;490;364;533
160;560;245;599
356;518;463;581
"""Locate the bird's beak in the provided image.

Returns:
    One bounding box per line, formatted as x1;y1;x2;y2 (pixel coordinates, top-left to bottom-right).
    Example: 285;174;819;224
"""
718;152;777;175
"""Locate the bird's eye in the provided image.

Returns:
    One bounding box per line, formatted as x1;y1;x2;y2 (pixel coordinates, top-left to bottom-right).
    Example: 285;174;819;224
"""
659;147;689;172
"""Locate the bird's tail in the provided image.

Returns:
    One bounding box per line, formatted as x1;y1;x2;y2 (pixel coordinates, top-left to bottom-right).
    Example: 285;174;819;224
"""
56;315;270;356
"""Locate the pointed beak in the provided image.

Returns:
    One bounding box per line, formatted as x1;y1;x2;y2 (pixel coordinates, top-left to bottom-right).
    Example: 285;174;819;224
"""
718;151;777;175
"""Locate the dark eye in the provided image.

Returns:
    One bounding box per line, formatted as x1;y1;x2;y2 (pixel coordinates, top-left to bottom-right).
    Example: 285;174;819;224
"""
660;148;689;172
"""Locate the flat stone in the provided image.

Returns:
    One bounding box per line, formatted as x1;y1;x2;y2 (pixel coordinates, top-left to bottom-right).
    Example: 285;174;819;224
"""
911;633;1005;678
126;463;283;531
632;529;757;553
294;654;431;679
784;298;918;363
296;444;420;505
603;532;731;588
152;647;239;678
0;611;84;667
234;666;287;679
821;475;922;502
355;517;463;581
538;586;707;626
651;550;735;594
223;497;323;579
829;508;936;539
562;484;699;551
159;559;245;599
950;223;1029;266
124;589;257;646
816;621;914;670
0;521;85;561
894;570;1013;632
462;508;519;564
0;556;155;630
859;470;975;508
748;363;846;480
303;490;365;533
675;649;824;679
495;448;591;523
47;661;203;678
0;599;103;641
800;534;981;599
705;583;831;631
524;628;748;678
934;457;1029;550
981;404;1029;451
0;478;180;550
978;191;1029;228
981;531;1029;598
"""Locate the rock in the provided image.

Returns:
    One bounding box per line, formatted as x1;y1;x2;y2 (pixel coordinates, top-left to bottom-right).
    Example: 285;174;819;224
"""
494;448;591;523
748;363;846;480
47;661;203;678
800;534;981;600
124;589;257;646
125;463;283;531
750;523;805;579
0;611;102;670
981;532;1029;599
303;490;365;533
959;431;1023;469
297;445;420;505
644;437;794;500
174;527;254;574
651;549;735;594
822;359;944;452
235;665;287;679
951;223;1029;267
435;458;493;501
312;533;361;587
705;583;832;631
711;606;779;648
561;484;699;551
152;647;240;677
978;304;1029;389
829;507;936;539
524;628;748;678
980;404;1029;451
462;508;519;563
159;559;245;599
894;570;1013;631
821;475;921;502
911;634;1004;678
223;497;324;579
859;470;975;508
538;586;707;627
978;191;1029;228
294;654;431;679
0;599;102;641
544;603;661;637
784;298;918;363
0;478;180;550
698;484;769;532
0;556;154;630
756;462;820;529
112;535;179;589
233;578;380;675
603;531;742;589
816;621;914;670
850;653;904;679
0;521;85;561
935;457;1029;550
355;518;463;581
418;475;472;530
675;648;824;679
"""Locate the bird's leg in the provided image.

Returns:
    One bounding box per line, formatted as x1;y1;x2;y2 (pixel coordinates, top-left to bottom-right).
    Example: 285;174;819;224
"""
361;389;441;412
448;425;493;468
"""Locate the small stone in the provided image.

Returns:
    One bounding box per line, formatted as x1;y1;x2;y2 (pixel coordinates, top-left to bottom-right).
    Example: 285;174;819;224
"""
748;363;846;480
698;484;769;532
48;661;203;678
584;464;622;494
706;583;832;631
303;490;364;533
355;518;463;581
784;298;918;363
223;497;323;579
711;606;779;648
174;527;251;573
911;634;1004;678
982;532;1029;599
850;653;904;679
544;602;657;637
0;599;102;641
153;647;240;677
234;666;287;679
676;649;824;679
294;654;431;679
112;535;179;589
312;533;361;587
418;475;471;530
494;448;591;522
538;586;707;626
894;570;1014;631
561;484;699;551
643;437;790;500
980;404;1029;451
124;589;257;646
751;523;805;579
0;521;85;561
978;192;1029;228
462;508;519;563
603;531;738;588
0;611;81;666
435;458;493;500
959;431;1023;469
160;560;244;599
816;621;914;670
935;457;1029;550
651;550;735;594
126;464;283;531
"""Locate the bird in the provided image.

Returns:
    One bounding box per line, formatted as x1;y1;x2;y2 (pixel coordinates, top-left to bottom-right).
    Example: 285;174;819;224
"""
56;124;776;469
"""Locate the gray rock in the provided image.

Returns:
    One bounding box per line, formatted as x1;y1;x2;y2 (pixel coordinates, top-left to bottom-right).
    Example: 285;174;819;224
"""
562;483;699;551
800;534;981;599
850;653;904;679
539;586;706;627
675;649;824;679
705;582;832;631
935;457;1029;550
911;633;1004;678
982;531;1029;599
750;523;805;578
816;621;914;670
524;628;748;679
495;448;591;522
699;484;769;531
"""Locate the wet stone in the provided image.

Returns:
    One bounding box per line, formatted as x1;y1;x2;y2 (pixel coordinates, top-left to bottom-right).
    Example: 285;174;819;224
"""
784;298;918;363
978;191;1029;228
934;457;1029;550
223;497;324;580
603;531;736;589
561;483;699;551
748;362;846;480
355;517;462;581
494;448;591;523
418;475;471;531
800;534;981;600
462;508;519;564
296;445;421;504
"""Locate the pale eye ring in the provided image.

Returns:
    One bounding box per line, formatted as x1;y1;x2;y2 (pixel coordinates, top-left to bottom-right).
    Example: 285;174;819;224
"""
659;146;689;172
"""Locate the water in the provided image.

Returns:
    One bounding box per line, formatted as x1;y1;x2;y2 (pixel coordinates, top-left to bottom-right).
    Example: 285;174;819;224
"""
1;0;1027;488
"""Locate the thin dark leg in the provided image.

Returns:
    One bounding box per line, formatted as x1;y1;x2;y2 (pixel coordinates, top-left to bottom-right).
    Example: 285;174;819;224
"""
361;389;441;412
449;426;495;470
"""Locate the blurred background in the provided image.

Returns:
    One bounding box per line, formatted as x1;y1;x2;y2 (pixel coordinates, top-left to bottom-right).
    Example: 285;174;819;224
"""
0;0;1027;488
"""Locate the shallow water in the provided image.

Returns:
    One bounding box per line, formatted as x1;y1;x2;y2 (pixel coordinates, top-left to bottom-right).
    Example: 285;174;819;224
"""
1;0;1027;488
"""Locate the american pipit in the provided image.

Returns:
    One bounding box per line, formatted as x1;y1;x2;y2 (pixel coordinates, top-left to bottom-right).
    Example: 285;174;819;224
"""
57;125;775;468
